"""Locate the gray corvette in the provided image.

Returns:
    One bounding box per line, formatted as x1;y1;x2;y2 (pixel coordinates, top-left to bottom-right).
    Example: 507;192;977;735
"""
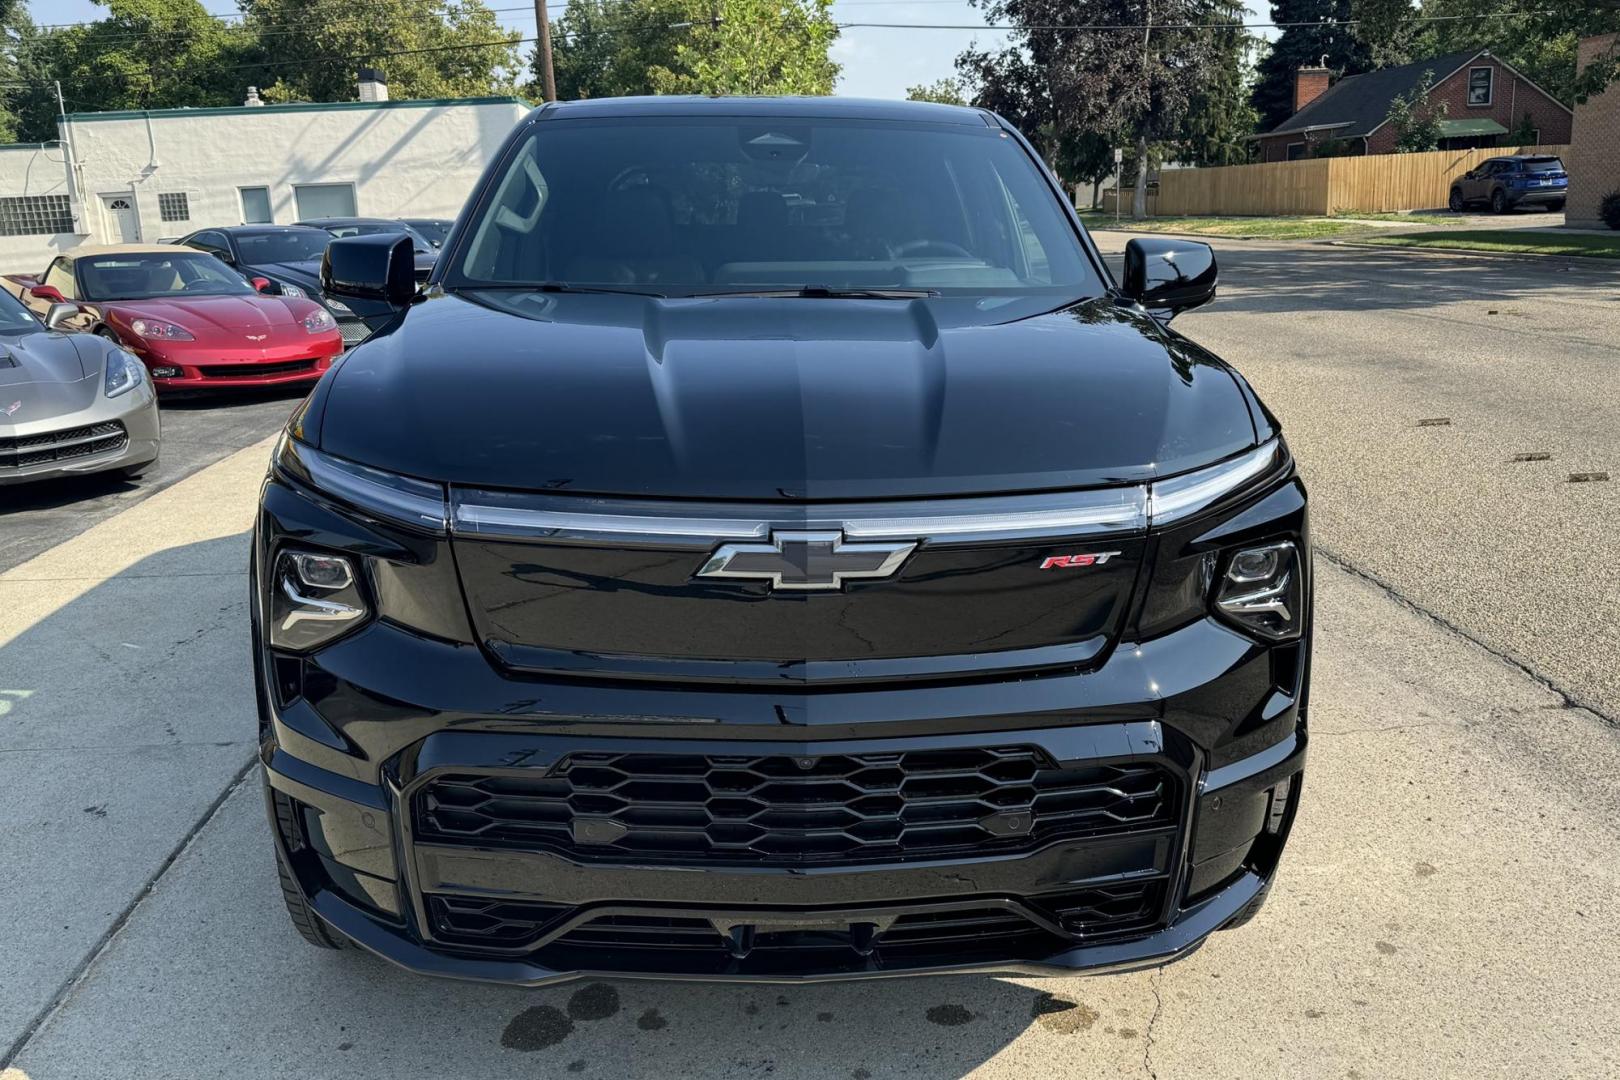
0;290;160;486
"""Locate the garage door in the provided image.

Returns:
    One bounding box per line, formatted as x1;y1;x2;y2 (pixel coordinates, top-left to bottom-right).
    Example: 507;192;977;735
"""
293;183;358;220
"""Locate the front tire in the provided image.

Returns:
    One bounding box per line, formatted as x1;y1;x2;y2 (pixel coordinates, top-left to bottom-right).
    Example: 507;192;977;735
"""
270;789;346;950
1491;189;1509;214
1448;188;1465;212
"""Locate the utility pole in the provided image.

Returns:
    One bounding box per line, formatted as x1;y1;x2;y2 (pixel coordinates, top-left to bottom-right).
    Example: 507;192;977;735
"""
534;0;557;101
55;80;83;236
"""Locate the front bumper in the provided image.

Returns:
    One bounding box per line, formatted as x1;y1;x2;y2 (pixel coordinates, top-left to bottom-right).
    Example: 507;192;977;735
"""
0;382;160;485
135;337;340;391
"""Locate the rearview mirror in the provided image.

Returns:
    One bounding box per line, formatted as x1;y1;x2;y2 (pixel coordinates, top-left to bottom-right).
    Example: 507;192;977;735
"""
1123;238;1217;317
29;284;65;305
44;302;77;330
321;234;416;308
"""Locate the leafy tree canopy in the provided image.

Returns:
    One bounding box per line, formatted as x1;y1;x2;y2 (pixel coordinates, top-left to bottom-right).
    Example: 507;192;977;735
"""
906;78;968;105
1384;67;1446;152
1251;0;1371;132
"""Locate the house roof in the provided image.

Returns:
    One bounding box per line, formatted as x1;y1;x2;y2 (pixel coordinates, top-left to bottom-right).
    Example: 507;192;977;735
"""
1262;49;1487;140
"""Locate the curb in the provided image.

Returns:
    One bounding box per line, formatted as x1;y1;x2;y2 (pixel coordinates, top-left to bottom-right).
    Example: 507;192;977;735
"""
1331;238;1619;266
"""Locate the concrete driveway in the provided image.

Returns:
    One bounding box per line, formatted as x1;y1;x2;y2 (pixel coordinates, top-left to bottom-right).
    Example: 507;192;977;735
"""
3;241;1619;1078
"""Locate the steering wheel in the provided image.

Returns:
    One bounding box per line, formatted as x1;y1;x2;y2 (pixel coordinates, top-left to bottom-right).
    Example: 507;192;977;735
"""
892;239;974;259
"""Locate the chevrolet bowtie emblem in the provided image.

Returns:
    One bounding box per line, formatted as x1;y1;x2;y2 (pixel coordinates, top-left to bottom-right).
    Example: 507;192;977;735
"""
3;400;19;417
696;531;915;592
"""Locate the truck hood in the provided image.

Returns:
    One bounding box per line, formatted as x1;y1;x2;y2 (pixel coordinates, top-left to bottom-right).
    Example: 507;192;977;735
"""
313;290;1258;500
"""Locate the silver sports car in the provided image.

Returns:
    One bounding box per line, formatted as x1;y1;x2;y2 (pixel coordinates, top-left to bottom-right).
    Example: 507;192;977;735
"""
0;291;160;486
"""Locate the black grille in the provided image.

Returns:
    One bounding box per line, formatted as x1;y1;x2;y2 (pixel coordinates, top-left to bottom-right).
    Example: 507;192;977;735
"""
423;879;1168;957
0;421;126;470
337;317;370;346
195;359;317;379
415;748;1176;866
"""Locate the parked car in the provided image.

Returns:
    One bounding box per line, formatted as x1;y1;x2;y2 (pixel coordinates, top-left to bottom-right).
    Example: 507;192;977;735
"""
1449;155;1568;214
295;217;438;281
256;97;1309;985
177;225;387;348
18;245;343;392
0;282;159;485
399;218;454;250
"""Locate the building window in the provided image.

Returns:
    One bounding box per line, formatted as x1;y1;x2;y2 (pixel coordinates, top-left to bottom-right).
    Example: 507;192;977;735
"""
0;194;74;236
158;192;190;222
1468;67;1493;107
293;182;358;220
1286;142;1307;161
239;186;273;224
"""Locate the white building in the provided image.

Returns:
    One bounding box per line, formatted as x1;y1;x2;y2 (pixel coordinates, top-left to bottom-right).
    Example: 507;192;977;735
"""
0;76;530;274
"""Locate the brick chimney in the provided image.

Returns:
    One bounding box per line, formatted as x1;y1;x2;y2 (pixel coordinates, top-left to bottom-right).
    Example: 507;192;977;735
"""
1293;66;1332;114
358;67;389;103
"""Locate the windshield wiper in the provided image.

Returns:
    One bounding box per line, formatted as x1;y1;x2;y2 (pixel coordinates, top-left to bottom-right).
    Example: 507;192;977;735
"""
695;285;938;300
456;281;667;298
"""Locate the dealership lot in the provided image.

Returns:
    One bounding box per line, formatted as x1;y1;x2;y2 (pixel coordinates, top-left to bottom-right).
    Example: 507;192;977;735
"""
3;239;1618;1078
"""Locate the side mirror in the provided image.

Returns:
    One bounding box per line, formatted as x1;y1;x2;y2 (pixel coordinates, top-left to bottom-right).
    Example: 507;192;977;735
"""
1123;237;1217;317
251;276;273;293
44;302;78;330
29;284;66;304
321;234;416;308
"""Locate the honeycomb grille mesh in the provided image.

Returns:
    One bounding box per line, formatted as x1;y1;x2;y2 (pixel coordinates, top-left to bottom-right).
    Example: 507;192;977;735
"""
415;747;1176;866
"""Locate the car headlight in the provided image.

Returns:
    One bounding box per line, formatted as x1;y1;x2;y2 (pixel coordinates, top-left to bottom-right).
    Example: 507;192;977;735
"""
103;347;146;398
303;307;337;334
129;318;194;341
1214;540;1303;641
278;282;307;299
272;432;448;532
268;549;368;651
325;298;352;315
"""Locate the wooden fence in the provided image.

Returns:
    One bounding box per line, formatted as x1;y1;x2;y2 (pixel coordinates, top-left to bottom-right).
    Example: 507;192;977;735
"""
1145;144;1570;217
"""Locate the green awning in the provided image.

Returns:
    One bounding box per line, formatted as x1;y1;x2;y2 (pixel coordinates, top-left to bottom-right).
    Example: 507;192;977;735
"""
1437;119;1509;138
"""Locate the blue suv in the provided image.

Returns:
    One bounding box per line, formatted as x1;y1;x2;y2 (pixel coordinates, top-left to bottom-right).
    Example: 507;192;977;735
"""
1449;155;1568;214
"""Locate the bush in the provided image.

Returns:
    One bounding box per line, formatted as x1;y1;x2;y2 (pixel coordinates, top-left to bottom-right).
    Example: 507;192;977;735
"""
1602;192;1620;231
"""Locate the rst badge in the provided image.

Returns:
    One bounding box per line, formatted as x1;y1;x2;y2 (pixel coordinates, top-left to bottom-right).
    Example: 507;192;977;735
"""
1040;551;1121;569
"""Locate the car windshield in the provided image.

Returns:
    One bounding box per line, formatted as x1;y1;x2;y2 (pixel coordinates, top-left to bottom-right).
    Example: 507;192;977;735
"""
449;116;1102;297
77;252;256;301
0;286;40;332
323;222;432;253
234;230;330;264
1520;157;1565;173
405;220;450;247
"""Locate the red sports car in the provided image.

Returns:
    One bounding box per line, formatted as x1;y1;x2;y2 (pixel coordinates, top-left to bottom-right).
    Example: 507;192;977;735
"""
17;245;343;391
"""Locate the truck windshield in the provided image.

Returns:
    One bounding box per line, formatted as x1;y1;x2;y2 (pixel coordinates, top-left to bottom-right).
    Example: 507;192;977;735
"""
448;116;1102;298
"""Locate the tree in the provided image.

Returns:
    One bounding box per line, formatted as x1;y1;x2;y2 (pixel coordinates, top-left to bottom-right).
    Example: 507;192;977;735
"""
238;0;522;103
548;0;688;99
958;0;1244;220
1251;0;1371;132
648;0;839;96
1179;0;1259;165
1384;69;1446;153
906;78;968;105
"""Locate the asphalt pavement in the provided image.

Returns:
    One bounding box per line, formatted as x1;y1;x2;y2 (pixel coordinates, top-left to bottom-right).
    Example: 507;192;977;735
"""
2;241;1619;1078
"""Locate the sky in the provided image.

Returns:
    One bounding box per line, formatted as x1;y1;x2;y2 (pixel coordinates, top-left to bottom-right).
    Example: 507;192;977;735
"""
27;0;1268;102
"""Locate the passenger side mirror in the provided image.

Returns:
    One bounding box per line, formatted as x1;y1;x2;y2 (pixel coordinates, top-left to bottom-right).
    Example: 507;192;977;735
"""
321;234;416;308
44;302;78;330
29;284;66;305
1122;237;1217;317
251;276;273;293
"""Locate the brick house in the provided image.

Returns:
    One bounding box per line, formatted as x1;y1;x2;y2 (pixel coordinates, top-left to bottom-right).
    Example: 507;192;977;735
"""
1564;35;1619;229
1253;49;1574;163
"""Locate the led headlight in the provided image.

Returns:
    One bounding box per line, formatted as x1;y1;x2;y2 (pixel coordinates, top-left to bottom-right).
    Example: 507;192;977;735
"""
1214;540;1302;641
303;307;337;334
268;549;368;651
104;348;146;397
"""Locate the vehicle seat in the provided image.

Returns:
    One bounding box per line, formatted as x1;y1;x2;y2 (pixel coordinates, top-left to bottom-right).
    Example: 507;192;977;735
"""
565;188;704;286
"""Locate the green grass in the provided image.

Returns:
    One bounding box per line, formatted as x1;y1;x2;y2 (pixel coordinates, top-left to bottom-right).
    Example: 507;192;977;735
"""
1351;230;1620;260
1085;214;1369;240
1330;211;1459;225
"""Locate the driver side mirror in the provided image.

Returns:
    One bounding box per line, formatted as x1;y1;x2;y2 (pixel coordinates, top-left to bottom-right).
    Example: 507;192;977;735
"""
1123;238;1217;318
29;284;66;305
44;302;78;330
321;234;416;309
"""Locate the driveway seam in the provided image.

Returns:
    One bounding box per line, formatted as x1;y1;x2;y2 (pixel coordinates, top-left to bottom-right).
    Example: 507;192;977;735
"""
1315;546;1617;728
0;755;258;1070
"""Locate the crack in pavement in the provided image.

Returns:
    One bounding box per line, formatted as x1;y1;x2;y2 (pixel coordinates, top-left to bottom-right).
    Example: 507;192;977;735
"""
1143;966;1164;1080
0;754;258;1070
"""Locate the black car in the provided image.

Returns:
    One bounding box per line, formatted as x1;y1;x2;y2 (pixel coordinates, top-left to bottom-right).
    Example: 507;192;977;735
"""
1449;154;1569;214
176;225;387;347
255;97;1309;986
296;217;439;281
399;218;454;250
